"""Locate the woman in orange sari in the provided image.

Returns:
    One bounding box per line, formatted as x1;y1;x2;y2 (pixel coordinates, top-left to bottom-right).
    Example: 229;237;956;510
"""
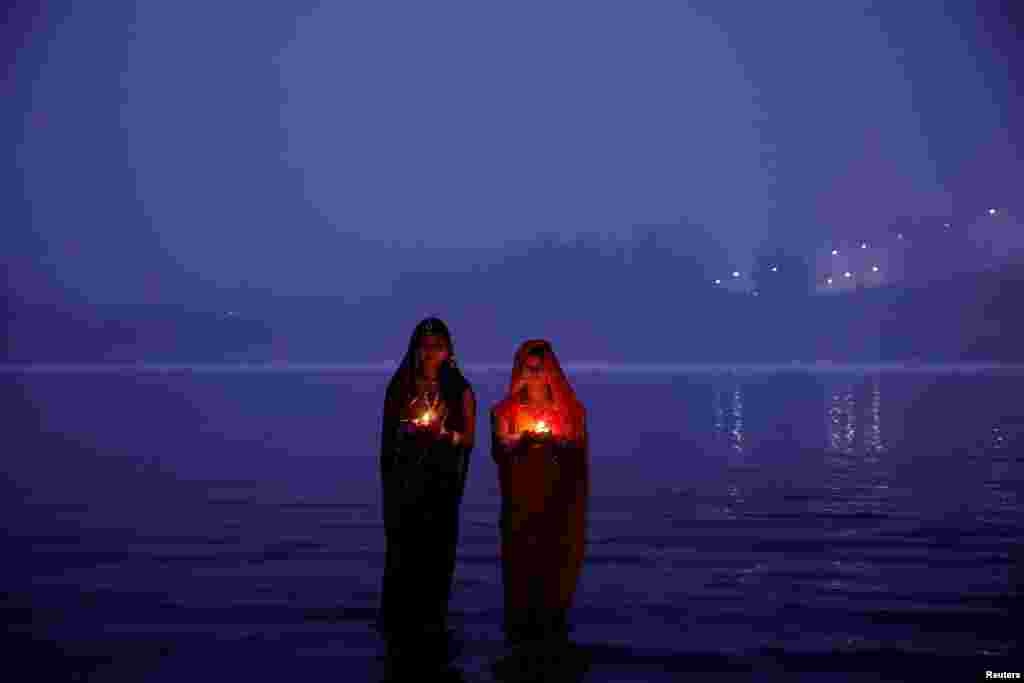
491;340;589;657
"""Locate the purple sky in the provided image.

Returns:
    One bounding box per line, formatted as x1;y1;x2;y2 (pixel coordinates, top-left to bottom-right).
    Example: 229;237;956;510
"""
6;1;1022;304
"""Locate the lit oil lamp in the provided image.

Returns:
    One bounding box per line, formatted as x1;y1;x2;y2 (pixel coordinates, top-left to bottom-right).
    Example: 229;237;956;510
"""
523;419;553;444
532;420;551;435
414;409;436;427
528;418;562;464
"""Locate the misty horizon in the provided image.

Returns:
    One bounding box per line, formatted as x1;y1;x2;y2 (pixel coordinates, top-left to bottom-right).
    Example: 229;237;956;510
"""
6;2;1023;307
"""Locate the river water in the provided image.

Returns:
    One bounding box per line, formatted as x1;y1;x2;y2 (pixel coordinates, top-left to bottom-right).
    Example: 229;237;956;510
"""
3;365;1021;680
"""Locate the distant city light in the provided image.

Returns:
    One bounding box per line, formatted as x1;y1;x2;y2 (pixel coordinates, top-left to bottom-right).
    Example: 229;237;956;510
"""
872;266;879;272
844;271;852;278
988;208;997;215
944;223;951;228
732;271;740;278
752;290;759;296
897;233;904;239
826;278;833;285
714;279;722;285
861;242;867;249
831;249;839;255
770;266;778;272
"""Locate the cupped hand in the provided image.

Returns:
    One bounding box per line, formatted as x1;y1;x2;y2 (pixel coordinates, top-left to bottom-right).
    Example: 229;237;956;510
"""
406;420;438;445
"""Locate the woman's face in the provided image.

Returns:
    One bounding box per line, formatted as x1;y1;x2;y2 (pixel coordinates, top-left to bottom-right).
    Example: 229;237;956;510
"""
417;334;450;368
522;353;547;392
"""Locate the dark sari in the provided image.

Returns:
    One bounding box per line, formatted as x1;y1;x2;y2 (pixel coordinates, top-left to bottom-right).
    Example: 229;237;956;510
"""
378;318;474;642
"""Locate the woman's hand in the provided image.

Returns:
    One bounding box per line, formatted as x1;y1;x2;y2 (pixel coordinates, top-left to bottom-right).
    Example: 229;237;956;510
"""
402;419;438;448
509;376;529;396
438;426;463;447
525;429;558;447
499;432;523;450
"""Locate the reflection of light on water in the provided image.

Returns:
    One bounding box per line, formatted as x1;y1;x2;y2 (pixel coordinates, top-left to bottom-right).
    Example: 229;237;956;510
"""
712;382;745;456
713;388;724;436
827;379;884;457
727;385;746;518
866;375;885;459
828;394;841;452
727;484;743;506
845;389;856;454
828;384;856;454
712;380;747;518
821;376;894;520
977;420;1019;525
731;387;744;456
990;425;1007;450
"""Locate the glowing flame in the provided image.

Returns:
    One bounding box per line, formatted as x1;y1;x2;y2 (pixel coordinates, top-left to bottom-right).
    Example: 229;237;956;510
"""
533;420;551;434
415;410;435;426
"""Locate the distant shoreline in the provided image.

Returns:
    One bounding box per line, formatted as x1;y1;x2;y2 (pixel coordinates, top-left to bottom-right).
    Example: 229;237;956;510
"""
4;362;1024;374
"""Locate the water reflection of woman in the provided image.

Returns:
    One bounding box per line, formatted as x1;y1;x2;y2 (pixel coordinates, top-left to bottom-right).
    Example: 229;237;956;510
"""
377;317;476;656
491;340;589;658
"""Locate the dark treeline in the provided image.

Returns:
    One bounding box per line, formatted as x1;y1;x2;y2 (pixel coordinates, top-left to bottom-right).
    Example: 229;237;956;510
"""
4;302;274;362
4;227;1023;363
716;265;1023;363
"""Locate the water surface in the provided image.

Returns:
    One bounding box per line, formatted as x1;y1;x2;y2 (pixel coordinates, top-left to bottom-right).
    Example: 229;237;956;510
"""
3;366;1021;680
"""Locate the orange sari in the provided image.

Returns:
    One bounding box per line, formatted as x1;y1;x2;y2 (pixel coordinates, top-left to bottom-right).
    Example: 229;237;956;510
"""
491;340;589;644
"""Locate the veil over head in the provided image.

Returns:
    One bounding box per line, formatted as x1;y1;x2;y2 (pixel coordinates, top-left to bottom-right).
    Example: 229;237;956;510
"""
492;340;589;618
386;317;471;432
496;339;584;436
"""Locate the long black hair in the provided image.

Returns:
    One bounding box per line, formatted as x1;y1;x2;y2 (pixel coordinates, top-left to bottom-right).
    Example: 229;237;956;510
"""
386;317;472;433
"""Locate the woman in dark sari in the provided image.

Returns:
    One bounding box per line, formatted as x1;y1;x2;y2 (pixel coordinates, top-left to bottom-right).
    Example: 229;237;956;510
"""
491;340;589;668
377;317;476;658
